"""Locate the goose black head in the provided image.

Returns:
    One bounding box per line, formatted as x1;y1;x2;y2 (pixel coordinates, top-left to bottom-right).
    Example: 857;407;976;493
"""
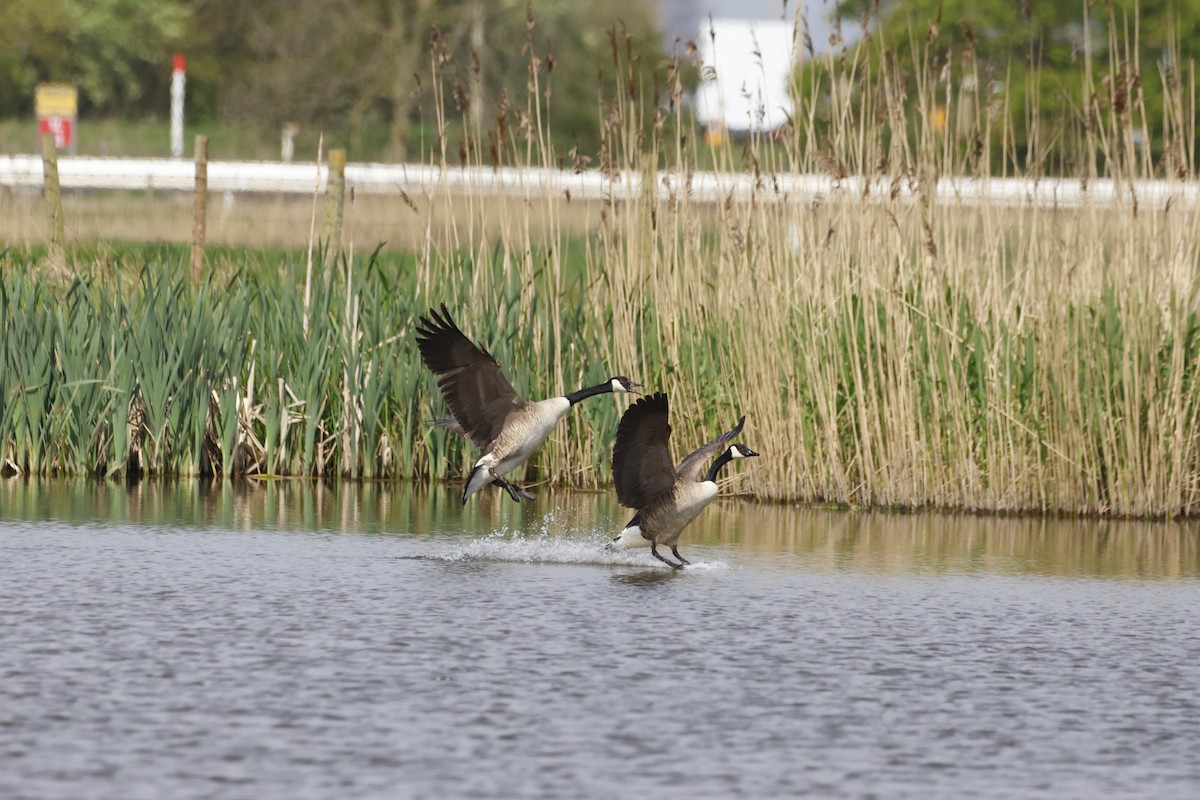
609;376;642;394
728;443;759;459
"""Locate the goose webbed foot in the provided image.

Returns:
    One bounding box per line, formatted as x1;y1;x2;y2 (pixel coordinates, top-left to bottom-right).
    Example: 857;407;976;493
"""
670;546;690;566
492;478;536;503
652;545;685;570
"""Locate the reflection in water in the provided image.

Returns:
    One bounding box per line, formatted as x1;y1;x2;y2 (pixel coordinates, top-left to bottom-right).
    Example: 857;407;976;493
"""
611;569;687;587
695;501;1200;580
1;478;1197;579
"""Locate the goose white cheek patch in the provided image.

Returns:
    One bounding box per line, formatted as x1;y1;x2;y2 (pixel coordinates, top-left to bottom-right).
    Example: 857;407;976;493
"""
609;525;651;550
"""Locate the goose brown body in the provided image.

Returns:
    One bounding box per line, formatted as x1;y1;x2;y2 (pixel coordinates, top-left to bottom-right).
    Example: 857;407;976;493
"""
608;392;757;568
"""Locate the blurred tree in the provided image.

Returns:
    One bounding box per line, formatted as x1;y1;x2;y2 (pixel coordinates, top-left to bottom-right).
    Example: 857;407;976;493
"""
219;0;394;127
818;0;1200;174
0;0;189;115
426;0;667;162
194;0;666;160
0;0;667;162
174;0;258;120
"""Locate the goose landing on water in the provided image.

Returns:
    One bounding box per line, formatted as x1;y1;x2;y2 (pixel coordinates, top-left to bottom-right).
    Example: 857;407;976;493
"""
416;305;640;504
607;392;758;569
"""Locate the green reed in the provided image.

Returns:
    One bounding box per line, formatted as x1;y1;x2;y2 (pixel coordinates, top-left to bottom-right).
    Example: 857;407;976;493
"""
0;245;624;486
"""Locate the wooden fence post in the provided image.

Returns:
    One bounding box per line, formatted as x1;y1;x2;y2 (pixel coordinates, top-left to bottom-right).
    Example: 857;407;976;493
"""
40;133;66;268
323;148;346;251
191;135;208;281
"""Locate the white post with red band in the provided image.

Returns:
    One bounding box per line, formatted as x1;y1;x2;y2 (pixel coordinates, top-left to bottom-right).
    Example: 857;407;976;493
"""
171;53;186;158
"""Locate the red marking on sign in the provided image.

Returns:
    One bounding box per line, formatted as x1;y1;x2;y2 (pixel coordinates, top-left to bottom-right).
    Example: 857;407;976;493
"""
38;116;75;149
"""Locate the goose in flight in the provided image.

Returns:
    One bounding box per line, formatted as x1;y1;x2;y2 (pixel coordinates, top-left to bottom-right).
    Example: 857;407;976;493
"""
608;392;757;568
416;304;639;504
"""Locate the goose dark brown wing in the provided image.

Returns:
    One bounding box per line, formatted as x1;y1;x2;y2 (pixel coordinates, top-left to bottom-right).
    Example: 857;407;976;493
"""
674;414;745;482
416;305;524;448
612;392;676;509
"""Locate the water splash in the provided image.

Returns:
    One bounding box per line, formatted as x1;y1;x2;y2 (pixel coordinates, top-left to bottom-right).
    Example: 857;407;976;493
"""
430;512;729;570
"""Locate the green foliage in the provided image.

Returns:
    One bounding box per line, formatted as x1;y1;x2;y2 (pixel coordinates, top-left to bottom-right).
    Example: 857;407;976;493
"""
0;0;189;114
0;0;667;159
808;0;1200;173
0;244;627;484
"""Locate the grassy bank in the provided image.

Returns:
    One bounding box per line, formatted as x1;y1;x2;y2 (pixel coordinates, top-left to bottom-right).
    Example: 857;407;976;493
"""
0;117;394;162
5;11;1200;517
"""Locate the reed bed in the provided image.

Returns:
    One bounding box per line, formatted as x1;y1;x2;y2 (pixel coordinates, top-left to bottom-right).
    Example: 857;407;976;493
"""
5;9;1200;517
0;249;630;488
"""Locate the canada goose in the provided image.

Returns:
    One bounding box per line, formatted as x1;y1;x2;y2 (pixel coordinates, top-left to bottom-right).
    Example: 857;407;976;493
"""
416;304;640;504
608;392;758;569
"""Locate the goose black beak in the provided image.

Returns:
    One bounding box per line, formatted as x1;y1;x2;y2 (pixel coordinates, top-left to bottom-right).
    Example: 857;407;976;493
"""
743;447;760;457
628;381;642;395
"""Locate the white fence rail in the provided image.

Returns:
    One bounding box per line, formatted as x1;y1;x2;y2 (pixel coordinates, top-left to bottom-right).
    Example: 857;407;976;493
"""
2;153;1199;210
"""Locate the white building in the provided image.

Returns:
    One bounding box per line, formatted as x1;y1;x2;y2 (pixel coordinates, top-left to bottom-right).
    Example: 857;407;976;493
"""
692;18;798;138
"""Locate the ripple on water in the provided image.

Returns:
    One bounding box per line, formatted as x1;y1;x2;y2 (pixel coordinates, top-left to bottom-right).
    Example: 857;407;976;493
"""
2;487;1199;800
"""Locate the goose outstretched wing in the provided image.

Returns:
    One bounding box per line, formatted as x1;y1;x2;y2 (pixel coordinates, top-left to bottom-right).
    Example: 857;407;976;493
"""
674;414;745;483
416;305;524;449
612;392;676;508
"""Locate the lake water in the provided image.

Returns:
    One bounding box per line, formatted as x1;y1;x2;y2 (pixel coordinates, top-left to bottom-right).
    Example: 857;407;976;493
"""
2;479;1199;799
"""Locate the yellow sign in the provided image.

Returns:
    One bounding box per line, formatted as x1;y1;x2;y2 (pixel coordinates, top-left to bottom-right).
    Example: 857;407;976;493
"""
35;84;78;118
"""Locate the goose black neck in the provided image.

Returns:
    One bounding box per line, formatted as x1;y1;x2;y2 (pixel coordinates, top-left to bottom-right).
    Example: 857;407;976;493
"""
565;381;612;405
704;450;735;482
